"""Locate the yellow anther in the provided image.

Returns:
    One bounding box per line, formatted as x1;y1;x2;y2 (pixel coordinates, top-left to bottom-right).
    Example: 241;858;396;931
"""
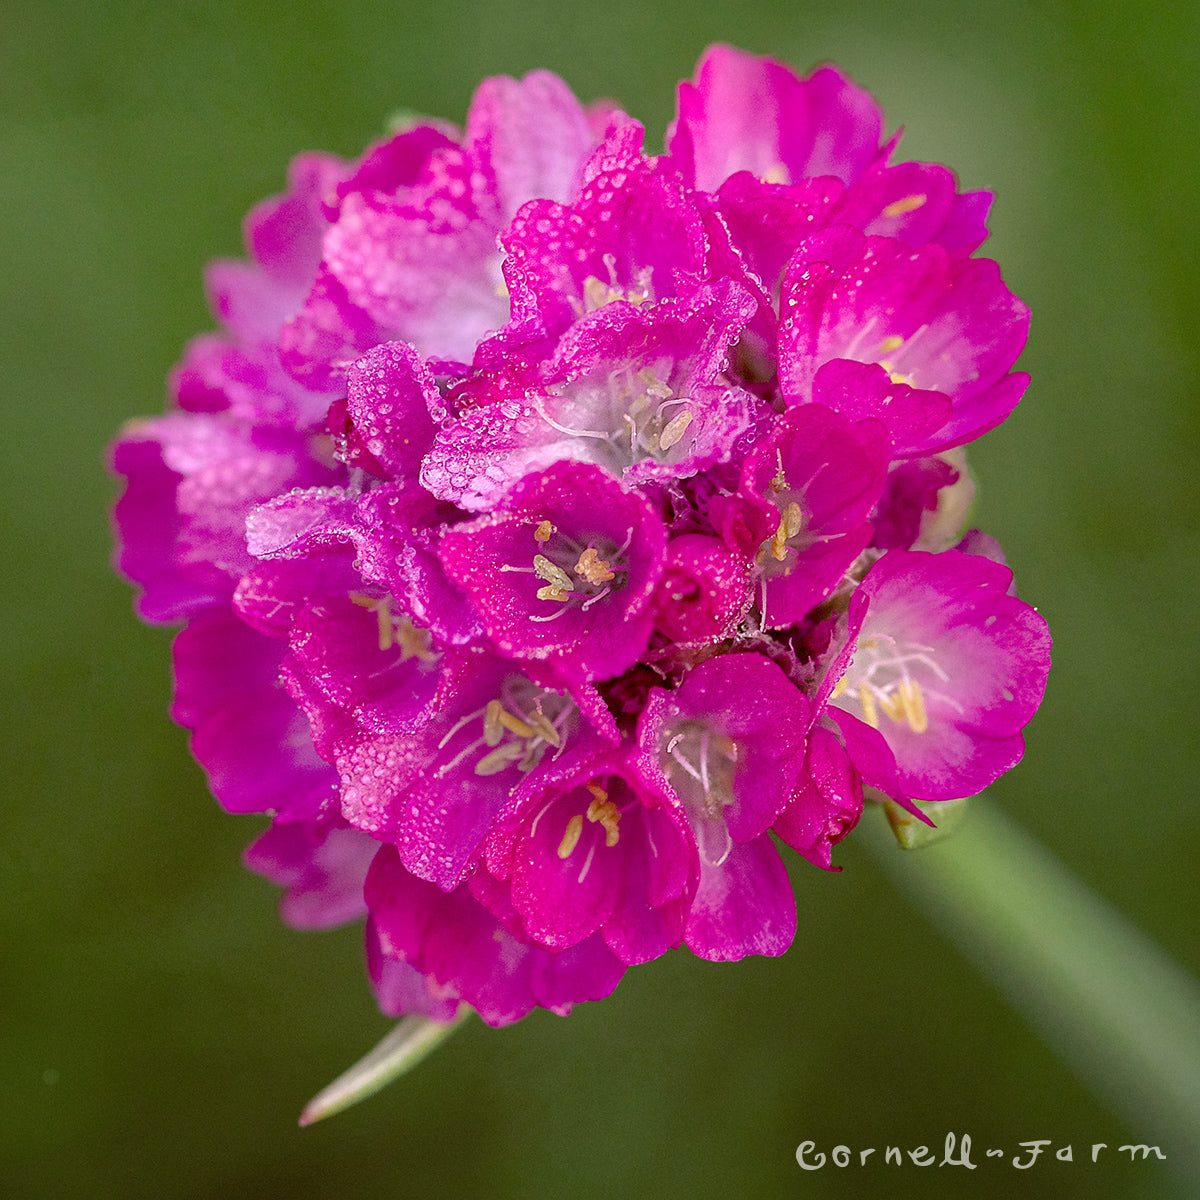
586;781;608;802
582;275;618;310
859;683;879;729
581;265;653;311
349;593;434;658
534;520;555;542
658;410;693;451
761;162;789;185
574;546;615;585
533;553;573;601
557;813;584;858
395;619;435;662
349;592;395;652
782;502;804;539
878;335;904;354
483;699;504;746
585;795;622;847
375;602;394;652
474;742;525;776
517;742;545;772
527;710;562;748
769;502;804;561
636;368;673;400
881;193;927;218
898;678;929;733
496;709;535;740
831;676;849;699
877;690;907;724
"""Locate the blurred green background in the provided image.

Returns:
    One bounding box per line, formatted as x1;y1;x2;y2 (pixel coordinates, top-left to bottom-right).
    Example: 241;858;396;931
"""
3;0;1198;1196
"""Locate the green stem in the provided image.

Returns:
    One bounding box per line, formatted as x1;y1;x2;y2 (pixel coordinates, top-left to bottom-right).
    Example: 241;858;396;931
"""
299;1010;472;1127
863;800;1200;1192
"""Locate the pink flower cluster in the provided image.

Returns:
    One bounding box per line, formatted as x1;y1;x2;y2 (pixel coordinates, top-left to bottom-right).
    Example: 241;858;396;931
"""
112;46;1051;1026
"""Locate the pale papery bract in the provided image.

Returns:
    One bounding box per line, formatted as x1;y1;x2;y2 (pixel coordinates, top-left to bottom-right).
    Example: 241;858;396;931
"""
110;45;1051;1029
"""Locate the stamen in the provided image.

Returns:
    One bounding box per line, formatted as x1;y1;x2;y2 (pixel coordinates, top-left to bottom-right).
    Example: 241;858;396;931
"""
576;841;597;883
859;683;879;729
668;742;704;784
394;619;435;662
899;678;928;733
534;520;555;542
374;599;393;651
483;699;504;746
881;194;926;218
770;451;787;494
435;734;488;778
574;546;615;584
533;554;573;594
636;368;673;400
698;728;712;795
436;706;489;752
517;741;545;772
557;814;584;858
536;583;569;602
581;276;612;310
658;410;693;451
496;709;535;739
474;742;525;775
769;502;804;561
349;592;395;652
613;526;636;559
585;796;621;847
878;334;904;354
529;796;555;839
531;394;612;442
876;690;907;724
526;710;561;748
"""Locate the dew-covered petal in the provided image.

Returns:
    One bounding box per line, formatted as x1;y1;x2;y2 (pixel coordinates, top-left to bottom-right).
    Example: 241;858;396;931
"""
366;847;625;1026
684;836;796;961
669;44;883;192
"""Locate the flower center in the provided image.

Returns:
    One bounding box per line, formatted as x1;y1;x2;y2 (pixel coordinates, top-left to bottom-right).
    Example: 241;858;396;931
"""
831;634;957;734
509;521;632;622
757;455;832;574
349;592;436;658
532;362;699;475
577;254;655;313
434;678;573;779
662;721;738;865
556;780;623;857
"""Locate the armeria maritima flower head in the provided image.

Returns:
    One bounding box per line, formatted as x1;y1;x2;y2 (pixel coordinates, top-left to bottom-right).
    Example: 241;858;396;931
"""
112;45;1050;1035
